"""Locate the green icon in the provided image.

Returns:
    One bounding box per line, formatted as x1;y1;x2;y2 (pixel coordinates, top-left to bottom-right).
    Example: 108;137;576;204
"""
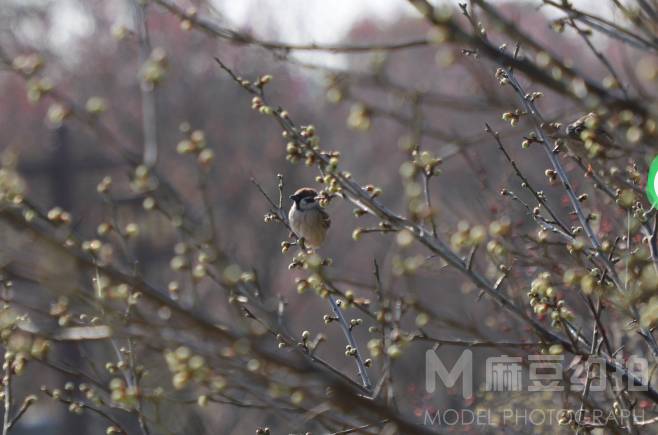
648;156;658;209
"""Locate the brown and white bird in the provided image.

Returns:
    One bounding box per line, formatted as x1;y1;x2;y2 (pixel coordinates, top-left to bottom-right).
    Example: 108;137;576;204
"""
564;112;617;159
288;187;330;248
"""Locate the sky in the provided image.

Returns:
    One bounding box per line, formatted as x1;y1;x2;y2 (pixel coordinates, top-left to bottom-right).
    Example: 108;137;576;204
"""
213;0;605;45
43;0;612;46
215;0;415;45
42;0;609;66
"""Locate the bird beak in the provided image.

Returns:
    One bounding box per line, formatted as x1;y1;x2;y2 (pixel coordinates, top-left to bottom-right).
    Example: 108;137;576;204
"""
289;194;296;201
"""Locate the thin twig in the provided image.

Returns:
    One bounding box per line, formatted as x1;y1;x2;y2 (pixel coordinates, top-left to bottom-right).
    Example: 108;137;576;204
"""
133;0;159;167
328;296;373;392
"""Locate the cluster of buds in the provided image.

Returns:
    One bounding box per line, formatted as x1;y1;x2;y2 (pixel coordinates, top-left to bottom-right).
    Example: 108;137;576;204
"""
46;103;72;128
130;165;157;193
322;152;341;174
450;221;486;251
47;206;72;225
142;196;156;212
622;161;642;185
349;317;363;330
563;267;605;295
255;74;273;88
524;91;544;102
26;77;53;103
314;189;336;209
139;47;168;90
167;280;180;300
528;272;574;326
50;296;71;326
43;386;85;414
107;283;131;301
285;138;304;163
347;103;371;131
622;246;658;294
223;263;247;287
566;236;587;255
362;184;382;199
325;84;344;104
550;19;567;33
109;284;142;305
97;175;112;194
616;188;637;209
250;96;272;115
8;335;50;361
3;351;28;376
304;274;329;298
288;252;326;271
80;238;103;253
0;155;26;205
582;135;606;159
501;109;524;127
190;249;216;281
344;344;359;357
315;173;343;197
486;217;511;260
83;239;113;265
322;313;337;324
296;126;322;166
602;75;621;90
124;222;139;238
164;347;210;390
391;254;424;276
324;75;345;104
96;222;113;236
12;54;44;76
176;126;214;168
367;338;384;359
495;68;509;85
295;330;325;352
108;378;139;408
179;6;197;31
1;306;50;359
85;96;107;115
295;277;310;294
488;217;511;239
399;153;437;215
521;131;541;149
288;252;305;269
340;290;369;309
111;24;129;40
601;111;646;144
412;149;442;176
375;331;408;359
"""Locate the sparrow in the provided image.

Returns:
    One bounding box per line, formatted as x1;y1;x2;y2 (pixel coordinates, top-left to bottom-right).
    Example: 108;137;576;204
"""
288;187;330;248
564;112;617;159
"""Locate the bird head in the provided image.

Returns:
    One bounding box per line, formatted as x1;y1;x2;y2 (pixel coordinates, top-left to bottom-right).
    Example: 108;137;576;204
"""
290;187;319;210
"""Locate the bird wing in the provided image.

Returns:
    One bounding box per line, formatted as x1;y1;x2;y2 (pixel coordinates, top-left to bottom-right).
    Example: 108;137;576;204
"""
319;208;331;229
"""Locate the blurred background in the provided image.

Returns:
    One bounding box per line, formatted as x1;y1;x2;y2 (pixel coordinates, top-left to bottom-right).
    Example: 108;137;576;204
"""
0;0;656;433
